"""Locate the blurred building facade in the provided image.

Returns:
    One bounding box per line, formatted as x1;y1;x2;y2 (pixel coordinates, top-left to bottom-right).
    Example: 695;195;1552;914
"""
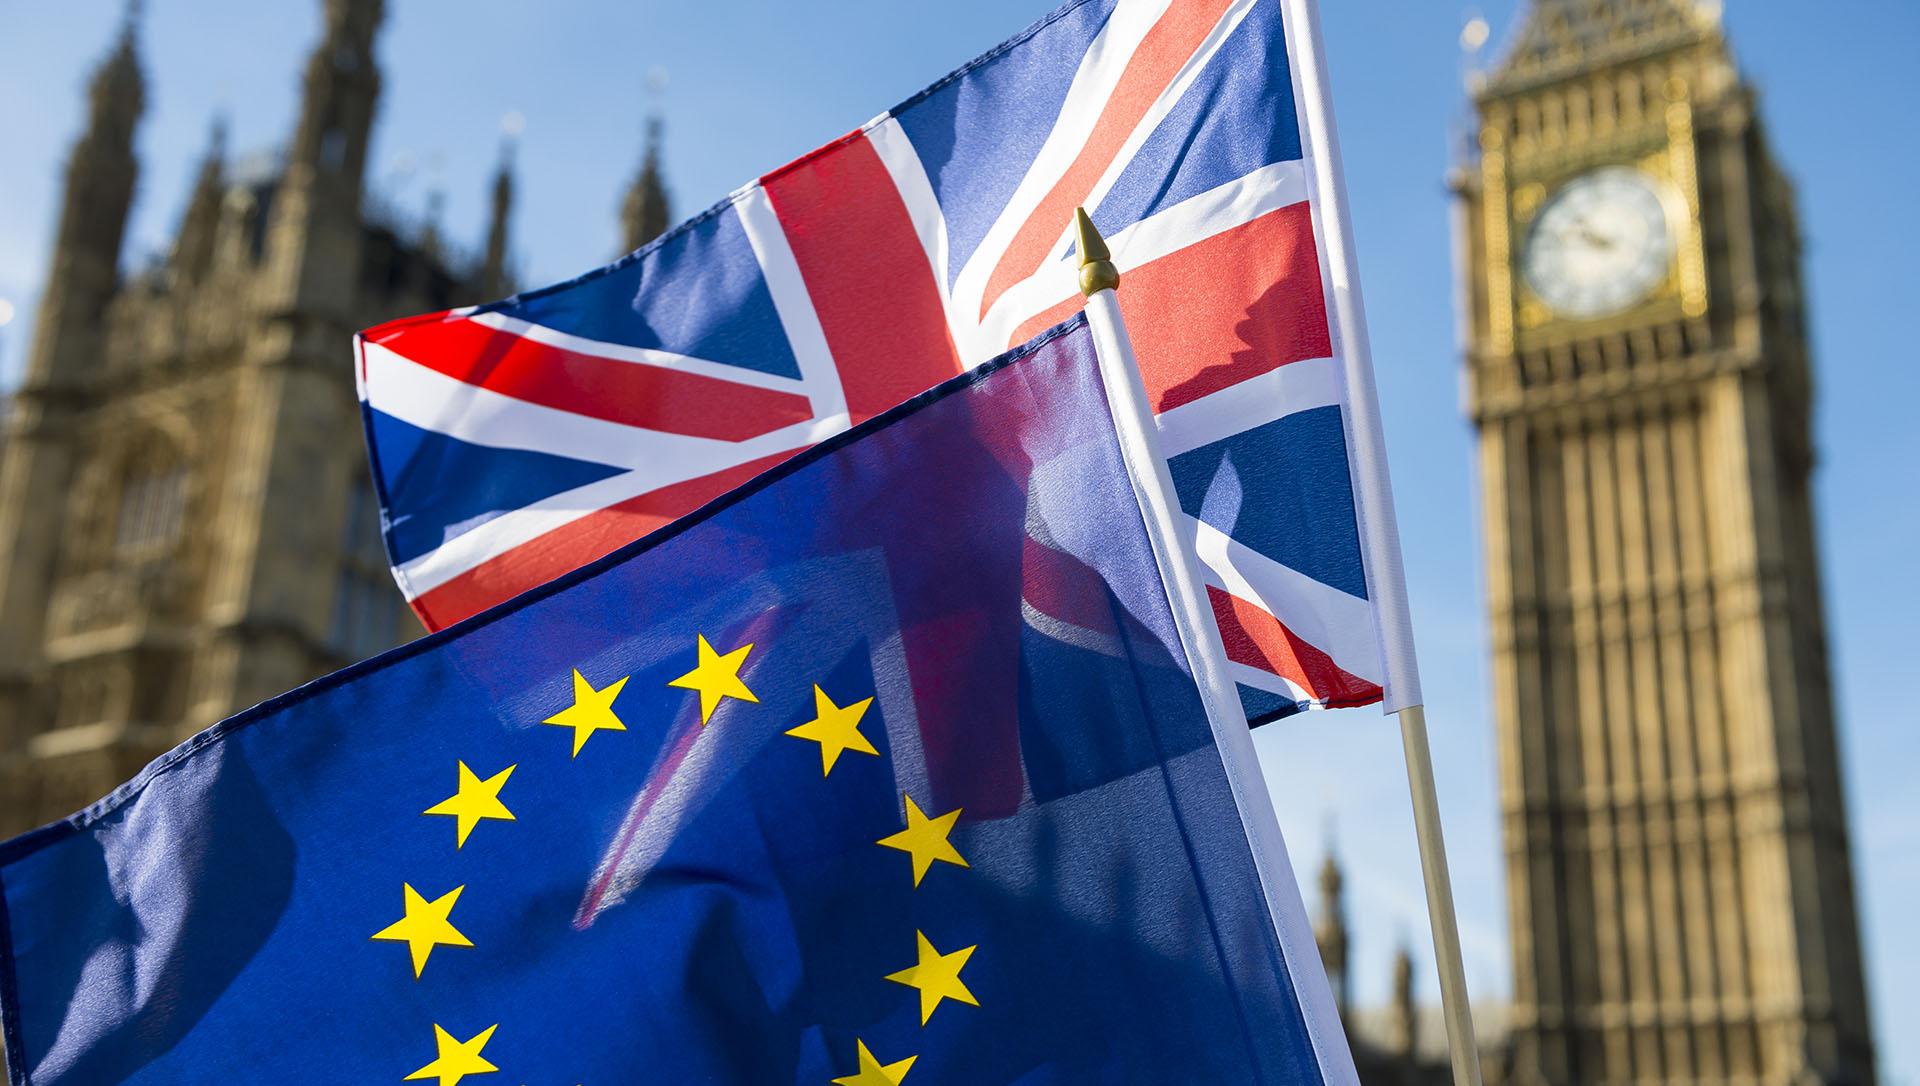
0;0;1881;1080
1315;848;1499;1086
0;0;669;839
1455;1;1874;1084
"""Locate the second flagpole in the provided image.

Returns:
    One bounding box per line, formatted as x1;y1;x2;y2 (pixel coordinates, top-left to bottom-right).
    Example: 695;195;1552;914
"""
1074;208;1365;1086
1073;206;1483;1086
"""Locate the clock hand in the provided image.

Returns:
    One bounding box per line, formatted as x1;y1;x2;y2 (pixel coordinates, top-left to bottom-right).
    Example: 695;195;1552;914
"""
1552;220;1612;253
1567;214;1615;250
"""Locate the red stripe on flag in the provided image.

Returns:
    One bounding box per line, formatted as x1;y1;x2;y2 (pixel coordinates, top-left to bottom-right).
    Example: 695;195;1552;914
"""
410;450;801;630
356;310;450;384
905;607;1027;821
762;133;963;424
372;317;814;443
980;0;1238;318
1207;586;1381;709
1022;536;1118;635
1008;203;1330;412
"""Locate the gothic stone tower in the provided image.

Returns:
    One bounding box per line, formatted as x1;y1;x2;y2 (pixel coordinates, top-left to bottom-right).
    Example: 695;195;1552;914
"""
0;0;499;837
1454;3;1874;1084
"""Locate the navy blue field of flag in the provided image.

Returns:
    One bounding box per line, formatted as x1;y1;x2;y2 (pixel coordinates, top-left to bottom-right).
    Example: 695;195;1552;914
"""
0;315;1338;1085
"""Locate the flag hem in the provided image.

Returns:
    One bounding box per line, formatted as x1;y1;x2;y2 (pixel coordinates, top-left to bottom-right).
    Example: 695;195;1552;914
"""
0;866;21;1086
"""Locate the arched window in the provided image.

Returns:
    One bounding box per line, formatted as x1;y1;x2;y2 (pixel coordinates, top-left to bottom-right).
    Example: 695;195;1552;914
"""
329;480;405;660
114;463;187;555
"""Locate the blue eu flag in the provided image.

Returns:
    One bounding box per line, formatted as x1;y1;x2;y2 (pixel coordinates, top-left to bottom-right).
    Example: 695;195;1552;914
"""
1;315;1347;1085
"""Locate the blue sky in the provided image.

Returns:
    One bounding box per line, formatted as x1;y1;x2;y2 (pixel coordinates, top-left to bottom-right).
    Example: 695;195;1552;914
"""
2;0;1915;1077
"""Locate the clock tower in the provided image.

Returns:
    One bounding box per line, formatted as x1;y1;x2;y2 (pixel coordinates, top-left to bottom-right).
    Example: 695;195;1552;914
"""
1455;3;1875;1085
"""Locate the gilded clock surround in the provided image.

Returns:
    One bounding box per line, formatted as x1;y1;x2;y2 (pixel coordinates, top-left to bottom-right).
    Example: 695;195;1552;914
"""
1482;77;1708;351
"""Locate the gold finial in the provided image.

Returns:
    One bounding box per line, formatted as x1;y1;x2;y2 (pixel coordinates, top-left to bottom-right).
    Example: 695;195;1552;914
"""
1075;207;1119;297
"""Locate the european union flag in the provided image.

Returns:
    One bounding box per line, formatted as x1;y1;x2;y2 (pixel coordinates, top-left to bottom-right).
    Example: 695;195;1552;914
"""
0;315;1350;1085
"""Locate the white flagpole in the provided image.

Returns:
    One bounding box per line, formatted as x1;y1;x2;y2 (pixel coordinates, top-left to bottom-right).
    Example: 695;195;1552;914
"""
1076;207;1483;1086
1076;209;1361;1086
1279;0;1485;1079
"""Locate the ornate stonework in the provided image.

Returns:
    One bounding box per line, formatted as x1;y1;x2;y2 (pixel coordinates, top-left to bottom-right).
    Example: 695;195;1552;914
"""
1313;847;1509;1086
0;1;482;838
0;3;669;843
1456;2;1875;1083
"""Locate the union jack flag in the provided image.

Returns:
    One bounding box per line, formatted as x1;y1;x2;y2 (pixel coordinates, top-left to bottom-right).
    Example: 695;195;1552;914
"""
355;0;1421;722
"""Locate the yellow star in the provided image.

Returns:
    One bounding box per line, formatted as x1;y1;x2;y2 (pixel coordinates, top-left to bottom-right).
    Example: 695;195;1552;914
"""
423;761;516;848
877;795;968;886
832;1039;917;1086
542;668;629;756
405;1023;498;1086
785;685;878;776
885;930;979;1025
371;883;474;979
667;634;758;724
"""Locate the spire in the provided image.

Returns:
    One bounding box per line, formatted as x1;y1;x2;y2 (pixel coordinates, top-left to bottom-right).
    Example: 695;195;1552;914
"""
619;116;671;254
264;0;385;317
171;116;227;285
90;0;145;139
286;0;385;214
1312;842;1350;1019
480;118;518;298
24;0;145;387
1389;944;1417;1061
418;188;446;263
1481;0;1717;95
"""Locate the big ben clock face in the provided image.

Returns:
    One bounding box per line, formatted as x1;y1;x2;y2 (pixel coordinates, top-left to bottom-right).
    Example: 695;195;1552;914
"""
1519;166;1676;319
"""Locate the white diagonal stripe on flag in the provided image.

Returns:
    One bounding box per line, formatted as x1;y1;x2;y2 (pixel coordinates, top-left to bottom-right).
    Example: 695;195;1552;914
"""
1107;159;1311;274
363;340;651;470
1189;515;1381;686
1228;660;1313;705
972;159;1311;354
390;410;852;597
864;116;965;352
948;0;1173;322
733;184;849;422
1057;0;1260;257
